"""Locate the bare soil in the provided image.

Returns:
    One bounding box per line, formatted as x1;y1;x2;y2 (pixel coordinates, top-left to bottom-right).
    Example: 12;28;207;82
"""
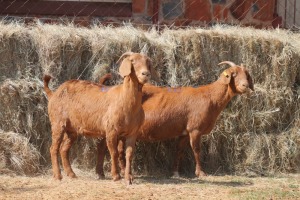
0;169;299;200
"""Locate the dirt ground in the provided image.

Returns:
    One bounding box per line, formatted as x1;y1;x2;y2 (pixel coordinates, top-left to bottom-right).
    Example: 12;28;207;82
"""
0;169;299;200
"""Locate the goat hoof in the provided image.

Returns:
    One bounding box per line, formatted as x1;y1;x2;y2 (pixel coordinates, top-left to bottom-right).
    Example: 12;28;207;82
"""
172;171;180;178
126;180;132;185
196;170;207;177
125;175;133;185
120;169;125;176
126;178;133;185
67;172;77;178
53;174;63;180
97;174;105;180
113;174;121;181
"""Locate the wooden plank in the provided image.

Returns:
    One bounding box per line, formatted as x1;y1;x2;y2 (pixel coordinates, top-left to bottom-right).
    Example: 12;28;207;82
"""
0;1;132;17
40;0;132;2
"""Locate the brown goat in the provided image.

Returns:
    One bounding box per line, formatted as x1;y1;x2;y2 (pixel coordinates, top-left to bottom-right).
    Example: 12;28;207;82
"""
44;52;157;184
96;61;254;178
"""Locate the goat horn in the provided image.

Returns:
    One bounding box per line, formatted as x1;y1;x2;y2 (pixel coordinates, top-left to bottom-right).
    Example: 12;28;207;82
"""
117;52;134;63
240;63;245;71
218;61;237;67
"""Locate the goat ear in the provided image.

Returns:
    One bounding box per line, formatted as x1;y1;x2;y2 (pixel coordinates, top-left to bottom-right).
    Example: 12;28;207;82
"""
221;69;232;84
145;57;160;82
246;70;254;91
148;59;160;82
119;57;132;78
150;66;160;82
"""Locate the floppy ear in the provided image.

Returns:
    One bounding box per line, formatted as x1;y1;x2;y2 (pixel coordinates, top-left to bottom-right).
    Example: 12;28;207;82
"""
147;58;160;82
119;57;132;78
150;66;160;82
246;70;254;91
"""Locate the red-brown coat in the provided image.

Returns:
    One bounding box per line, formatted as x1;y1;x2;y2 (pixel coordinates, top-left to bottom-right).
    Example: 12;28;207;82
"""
96;61;254;178
44;52;157;184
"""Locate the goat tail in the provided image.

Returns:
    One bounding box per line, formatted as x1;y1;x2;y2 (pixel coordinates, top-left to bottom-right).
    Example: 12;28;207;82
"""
98;73;112;85
43;75;53;99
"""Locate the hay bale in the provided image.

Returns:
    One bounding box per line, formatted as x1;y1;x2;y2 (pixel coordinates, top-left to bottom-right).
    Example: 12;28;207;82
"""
30;24;92;85
0;78;51;164
0;78;99;170
0;23;299;176
0;22;40;82
0;79;49;138
130;25;300;176
0;130;41;175
29;24;166;87
84;25;166;84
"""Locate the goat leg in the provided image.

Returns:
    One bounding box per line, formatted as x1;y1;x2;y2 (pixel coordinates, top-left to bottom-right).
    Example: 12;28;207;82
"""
189;130;206;177
117;138;126;176
96;138;107;179
50;125;65;180
124;136;137;185
172;135;189;177
60;132;77;178
106;133;121;181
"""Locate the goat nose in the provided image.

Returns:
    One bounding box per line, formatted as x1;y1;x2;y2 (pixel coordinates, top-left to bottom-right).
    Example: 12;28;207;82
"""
142;71;150;77
242;82;249;88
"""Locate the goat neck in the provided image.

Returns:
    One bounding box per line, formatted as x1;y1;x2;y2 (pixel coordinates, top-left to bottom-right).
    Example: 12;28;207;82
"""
203;80;236;111
121;73;143;112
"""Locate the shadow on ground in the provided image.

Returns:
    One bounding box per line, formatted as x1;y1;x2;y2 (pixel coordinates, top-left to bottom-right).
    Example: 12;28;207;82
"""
132;175;254;187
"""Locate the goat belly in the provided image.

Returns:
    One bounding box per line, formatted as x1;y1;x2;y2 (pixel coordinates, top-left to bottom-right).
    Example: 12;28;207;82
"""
76;127;104;138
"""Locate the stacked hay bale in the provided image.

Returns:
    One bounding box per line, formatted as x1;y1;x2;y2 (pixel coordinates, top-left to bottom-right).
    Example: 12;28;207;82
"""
0;22;299;176
0;130;40;175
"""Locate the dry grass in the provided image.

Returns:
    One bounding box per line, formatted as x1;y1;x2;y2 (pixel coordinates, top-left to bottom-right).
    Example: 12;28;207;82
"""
0;130;40;175
1;171;299;200
0;22;299;176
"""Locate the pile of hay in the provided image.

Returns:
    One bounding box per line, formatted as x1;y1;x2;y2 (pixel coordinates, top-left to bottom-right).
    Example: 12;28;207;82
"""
0;130;40;175
0;22;299;177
